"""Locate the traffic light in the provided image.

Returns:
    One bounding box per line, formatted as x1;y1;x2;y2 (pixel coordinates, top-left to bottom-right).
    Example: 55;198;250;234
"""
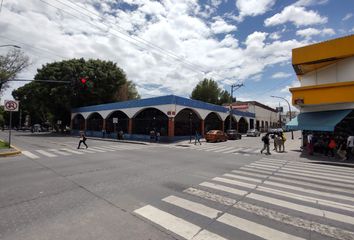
80;78;87;84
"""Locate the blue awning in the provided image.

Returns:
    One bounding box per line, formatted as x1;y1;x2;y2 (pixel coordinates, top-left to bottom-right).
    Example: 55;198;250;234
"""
286;109;352;132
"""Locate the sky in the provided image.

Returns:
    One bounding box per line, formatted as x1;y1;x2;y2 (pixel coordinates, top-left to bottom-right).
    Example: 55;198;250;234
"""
0;0;353;111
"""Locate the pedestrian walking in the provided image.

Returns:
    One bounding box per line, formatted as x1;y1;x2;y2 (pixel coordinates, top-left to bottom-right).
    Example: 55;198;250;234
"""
155;131;160;142
195;131;201;145
260;133;271;155
347;134;354;160
337;140;347;161
307;132;314;155
77;132;88;149
326;137;336;157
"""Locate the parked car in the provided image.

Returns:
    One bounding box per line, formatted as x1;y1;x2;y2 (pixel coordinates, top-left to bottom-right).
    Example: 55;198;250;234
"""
247;129;261;137
268;128;283;133
205;130;228;142
226;129;242;140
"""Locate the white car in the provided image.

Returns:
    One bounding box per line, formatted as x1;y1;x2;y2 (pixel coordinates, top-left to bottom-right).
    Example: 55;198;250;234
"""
247;129;261;137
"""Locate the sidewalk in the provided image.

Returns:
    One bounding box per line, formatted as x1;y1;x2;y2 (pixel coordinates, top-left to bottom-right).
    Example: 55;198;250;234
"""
85;136;150;145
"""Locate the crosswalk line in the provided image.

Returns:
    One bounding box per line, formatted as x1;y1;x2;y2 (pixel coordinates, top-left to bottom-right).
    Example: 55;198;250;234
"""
185;187;354;240
243;153;250;156
162;195;221;218
223;148;238;153
79;149;97;153
241;148;253;152
202;181;354;225
255;161;285;167
165;195;306;240
250;163;281;169
281;167;354;181
134;205;227;240
280;164;354;177
223;173;262;183
213;147;234;153
48;149;71;156
205;146;228;152
233;152;240;155
92;146;115;151
246;165;279;171
233;147;244;152
217;213;306;240
213;176;354;212
22;151;40;159
285;161;354;174
61;148;84;154
231;169;268;178
87;147;106;152
35;150;57;157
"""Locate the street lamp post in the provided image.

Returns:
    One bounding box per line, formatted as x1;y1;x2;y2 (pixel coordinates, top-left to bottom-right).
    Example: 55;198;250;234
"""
271;95;294;140
229;83;244;130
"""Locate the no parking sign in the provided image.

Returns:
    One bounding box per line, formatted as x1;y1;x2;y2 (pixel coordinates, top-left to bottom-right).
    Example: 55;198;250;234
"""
4;100;19;112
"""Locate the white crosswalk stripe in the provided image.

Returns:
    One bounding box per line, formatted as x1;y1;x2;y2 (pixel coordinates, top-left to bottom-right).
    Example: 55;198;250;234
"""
35;150;57;157
134;158;354;240
21;150;40;159
21;144;147;159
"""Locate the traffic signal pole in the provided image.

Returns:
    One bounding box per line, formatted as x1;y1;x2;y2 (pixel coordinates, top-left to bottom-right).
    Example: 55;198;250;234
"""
229;83;244;131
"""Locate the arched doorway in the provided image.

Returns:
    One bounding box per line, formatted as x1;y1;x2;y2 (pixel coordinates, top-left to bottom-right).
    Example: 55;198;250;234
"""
224;115;237;131
238;117;249;133
132;108;168;136
72;114;85;131
265;121;269;131
204;112;223;133
87;112;103;131
106;111;129;134
174;109;201;136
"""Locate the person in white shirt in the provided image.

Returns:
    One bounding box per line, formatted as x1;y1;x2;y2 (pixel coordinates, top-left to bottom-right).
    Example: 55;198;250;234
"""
307;132;313;155
347;135;354;160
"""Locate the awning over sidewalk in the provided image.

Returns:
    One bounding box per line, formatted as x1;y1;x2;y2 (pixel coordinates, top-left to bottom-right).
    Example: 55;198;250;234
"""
286;109;352;131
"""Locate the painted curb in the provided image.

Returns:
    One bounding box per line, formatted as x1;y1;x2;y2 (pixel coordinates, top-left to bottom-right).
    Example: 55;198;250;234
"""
0;144;21;157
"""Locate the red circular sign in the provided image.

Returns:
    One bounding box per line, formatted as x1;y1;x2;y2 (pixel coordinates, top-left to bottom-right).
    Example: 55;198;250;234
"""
5;101;18;111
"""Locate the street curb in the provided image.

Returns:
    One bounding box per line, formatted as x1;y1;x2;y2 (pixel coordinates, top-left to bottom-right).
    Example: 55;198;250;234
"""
0;143;21;157
85;137;150;145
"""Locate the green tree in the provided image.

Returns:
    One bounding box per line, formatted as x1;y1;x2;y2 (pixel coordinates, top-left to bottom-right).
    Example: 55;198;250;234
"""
12;58;140;128
0;49;30;94
190;78;231;105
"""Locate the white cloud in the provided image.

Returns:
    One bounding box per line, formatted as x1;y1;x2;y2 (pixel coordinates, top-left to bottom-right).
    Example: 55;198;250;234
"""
1;0;306;102
294;0;329;7
280;80;300;93
296;27;335;39
342;13;353;21
235;0;276;22
264;6;327;27
272;72;292;79
211;17;237;34
269;32;281;40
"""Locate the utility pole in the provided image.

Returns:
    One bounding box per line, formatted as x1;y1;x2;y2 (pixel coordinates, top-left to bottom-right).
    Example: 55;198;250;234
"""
229;83;244;130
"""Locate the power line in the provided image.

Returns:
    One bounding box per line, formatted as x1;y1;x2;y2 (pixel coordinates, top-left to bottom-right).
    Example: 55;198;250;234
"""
60;0;208;73
39;0;209;76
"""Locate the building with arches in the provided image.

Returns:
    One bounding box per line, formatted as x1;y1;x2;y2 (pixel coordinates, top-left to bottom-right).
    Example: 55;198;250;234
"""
71;95;255;142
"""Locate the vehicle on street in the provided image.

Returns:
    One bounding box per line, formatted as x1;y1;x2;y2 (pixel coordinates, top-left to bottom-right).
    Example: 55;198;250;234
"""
226;129;242;140
205;130;228;142
268;128;283;133
247;129;261;137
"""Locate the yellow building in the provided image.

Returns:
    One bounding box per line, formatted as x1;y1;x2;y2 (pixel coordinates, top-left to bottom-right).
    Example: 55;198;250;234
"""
287;35;354;133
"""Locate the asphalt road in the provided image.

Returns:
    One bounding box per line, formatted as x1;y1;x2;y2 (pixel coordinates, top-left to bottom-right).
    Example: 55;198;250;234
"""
0;131;354;240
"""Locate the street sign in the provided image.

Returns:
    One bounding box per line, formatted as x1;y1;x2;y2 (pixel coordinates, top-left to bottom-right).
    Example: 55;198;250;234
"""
276;107;283;113
113;118;118;123
4;100;19;112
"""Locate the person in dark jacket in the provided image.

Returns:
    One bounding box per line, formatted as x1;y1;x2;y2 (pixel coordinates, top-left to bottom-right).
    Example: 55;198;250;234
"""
260;133;271;155
77;132;88;149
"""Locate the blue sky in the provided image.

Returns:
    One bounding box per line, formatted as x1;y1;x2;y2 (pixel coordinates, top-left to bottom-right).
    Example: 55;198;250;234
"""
0;0;353;110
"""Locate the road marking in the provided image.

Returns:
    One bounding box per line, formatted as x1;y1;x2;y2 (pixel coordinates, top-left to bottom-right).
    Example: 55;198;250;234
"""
241;148;253;152
281;167;354;181
223;173;262;183
185;187;354;240
211;146;231;152
183;187;236;206
200;182;248;196
134;205;227;240
35;150;57;157
214;147;234;153
233;147;244;151
92;146;115;151
278;169;354;184
263;179;354;202
223;148;238;153
285;161;354;174
255;161;285;167
48;149;71;156
205;146;228;152
79;149;97;153
253;149;261;153
246;165;279;171
250;163;281;169
86;147;106;152
61;148;84;154
22;151;40;159
231;169;268;178
162;195;221;218
217;213;306;240
243;154;250;156
233;152;240;155
281;164;354;177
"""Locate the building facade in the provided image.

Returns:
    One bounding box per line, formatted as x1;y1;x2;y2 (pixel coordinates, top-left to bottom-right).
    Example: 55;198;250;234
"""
230;101;278;132
71;95;255;141
287;35;354;134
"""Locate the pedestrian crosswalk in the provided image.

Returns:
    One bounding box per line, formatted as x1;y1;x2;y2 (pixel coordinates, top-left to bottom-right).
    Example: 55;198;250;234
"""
21;144;149;159
166;144;277;156
134;158;354;240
